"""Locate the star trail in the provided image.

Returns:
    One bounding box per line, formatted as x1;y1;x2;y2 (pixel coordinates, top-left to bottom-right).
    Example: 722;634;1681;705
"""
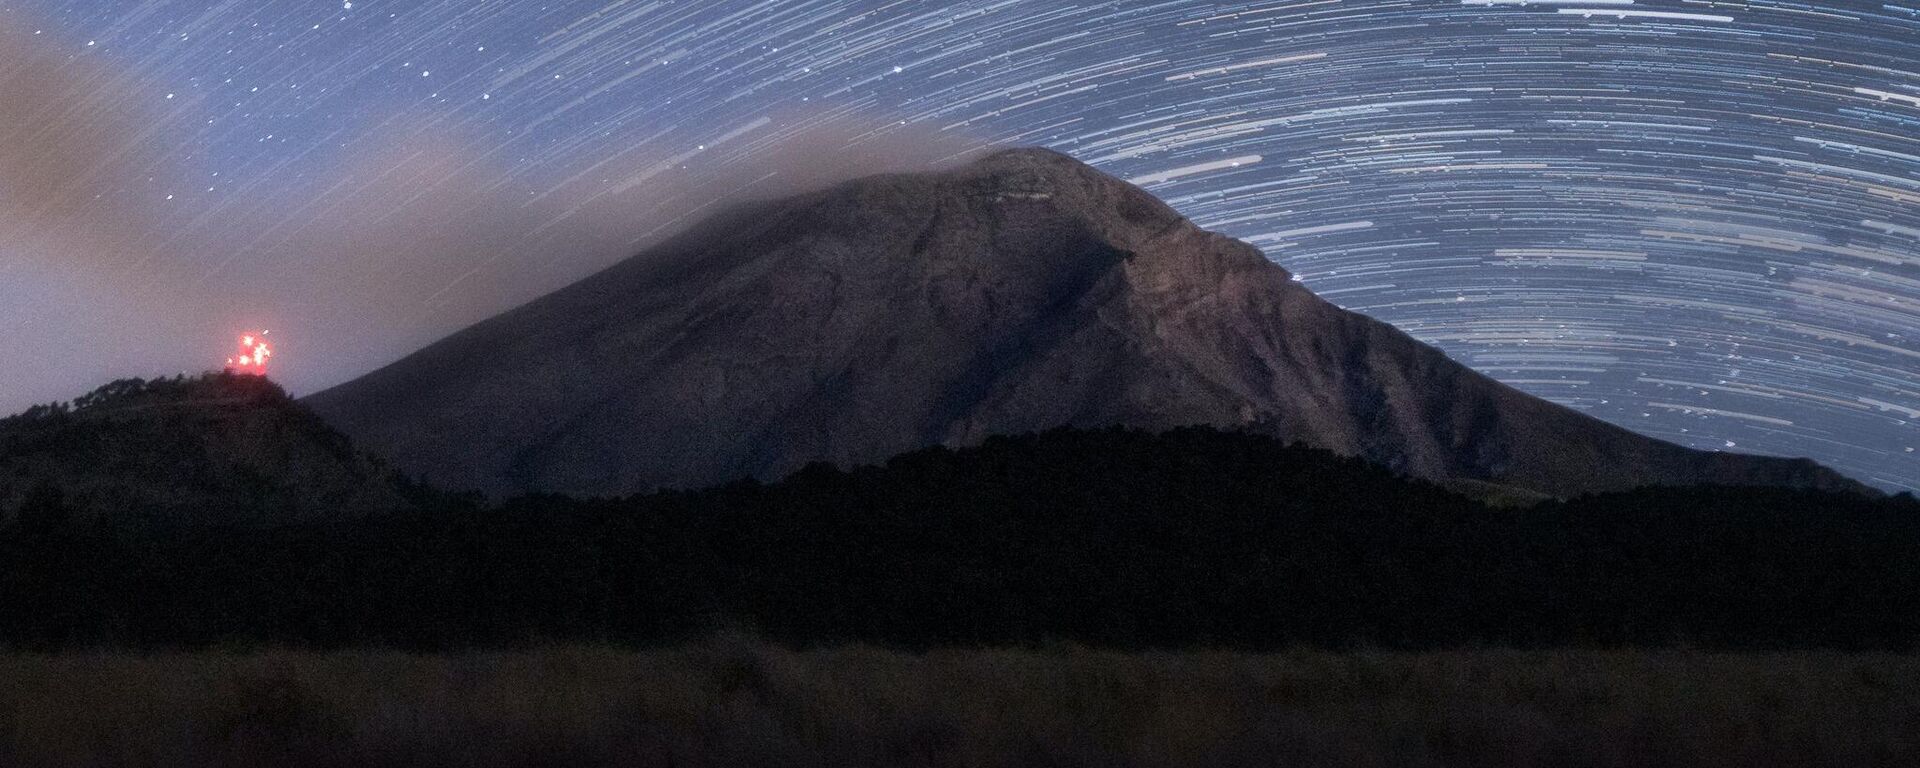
0;0;1915;489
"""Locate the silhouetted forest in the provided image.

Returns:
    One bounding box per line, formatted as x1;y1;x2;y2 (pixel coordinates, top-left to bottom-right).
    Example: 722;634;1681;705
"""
2;426;1916;651
0;373;409;526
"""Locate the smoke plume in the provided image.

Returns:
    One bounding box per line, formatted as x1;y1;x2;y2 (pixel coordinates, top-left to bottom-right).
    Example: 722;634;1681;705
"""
0;19;985;410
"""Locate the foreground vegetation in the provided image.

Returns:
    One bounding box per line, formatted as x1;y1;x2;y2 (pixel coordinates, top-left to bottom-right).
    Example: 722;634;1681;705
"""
5;426;1918;650
1;639;1914;768
5;381;1916;764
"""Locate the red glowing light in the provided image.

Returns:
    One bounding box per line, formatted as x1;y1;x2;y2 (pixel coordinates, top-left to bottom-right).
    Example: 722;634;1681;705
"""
225;330;274;374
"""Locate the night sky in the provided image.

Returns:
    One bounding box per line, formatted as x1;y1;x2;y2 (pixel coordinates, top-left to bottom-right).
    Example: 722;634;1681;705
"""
0;0;1915;490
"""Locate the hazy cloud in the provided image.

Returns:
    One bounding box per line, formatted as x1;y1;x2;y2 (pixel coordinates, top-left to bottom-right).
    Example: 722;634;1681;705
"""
0;19;985;410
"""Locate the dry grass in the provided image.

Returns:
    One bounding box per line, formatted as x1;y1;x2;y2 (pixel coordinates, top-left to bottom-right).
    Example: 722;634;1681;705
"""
0;638;1915;767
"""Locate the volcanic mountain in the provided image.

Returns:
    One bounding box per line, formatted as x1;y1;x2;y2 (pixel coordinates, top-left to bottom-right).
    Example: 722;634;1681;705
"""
305;148;1863;498
1;373;413;525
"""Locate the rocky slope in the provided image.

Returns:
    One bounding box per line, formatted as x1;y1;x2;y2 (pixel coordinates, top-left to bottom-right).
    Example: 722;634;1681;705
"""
1;373;413;525
305;148;1866;498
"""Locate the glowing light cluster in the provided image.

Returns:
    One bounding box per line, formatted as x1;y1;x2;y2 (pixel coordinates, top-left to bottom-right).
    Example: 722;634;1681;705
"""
225;330;273;374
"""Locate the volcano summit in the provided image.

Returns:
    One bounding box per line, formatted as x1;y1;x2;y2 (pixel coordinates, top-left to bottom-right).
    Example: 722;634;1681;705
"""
305;148;1862;498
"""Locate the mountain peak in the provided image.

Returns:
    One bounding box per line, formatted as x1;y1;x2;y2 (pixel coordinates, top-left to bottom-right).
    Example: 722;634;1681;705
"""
854;145;1214;271
306;147;1867;498
967;146;1094;174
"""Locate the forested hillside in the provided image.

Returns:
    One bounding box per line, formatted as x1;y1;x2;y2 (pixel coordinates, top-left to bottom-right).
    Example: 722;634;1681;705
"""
4;426;1913;650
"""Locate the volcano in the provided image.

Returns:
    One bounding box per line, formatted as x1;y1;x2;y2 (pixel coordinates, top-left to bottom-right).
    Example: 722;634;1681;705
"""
304;148;1864;498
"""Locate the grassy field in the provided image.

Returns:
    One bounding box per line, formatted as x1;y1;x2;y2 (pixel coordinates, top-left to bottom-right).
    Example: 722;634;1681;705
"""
1;638;1915;767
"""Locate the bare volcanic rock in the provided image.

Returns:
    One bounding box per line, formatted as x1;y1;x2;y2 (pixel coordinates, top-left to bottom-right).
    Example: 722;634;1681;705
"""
1;373;412;525
304;148;1865;498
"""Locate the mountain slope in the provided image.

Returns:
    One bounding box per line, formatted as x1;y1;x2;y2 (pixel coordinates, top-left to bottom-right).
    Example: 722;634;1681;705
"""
305;147;1864;498
0;373;413;525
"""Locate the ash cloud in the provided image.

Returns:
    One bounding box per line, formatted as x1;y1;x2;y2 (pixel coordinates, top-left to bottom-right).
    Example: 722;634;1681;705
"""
0;20;985;411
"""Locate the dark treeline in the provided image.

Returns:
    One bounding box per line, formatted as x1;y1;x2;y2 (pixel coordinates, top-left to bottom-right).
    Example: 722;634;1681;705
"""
2;427;1916;651
0;373;404;527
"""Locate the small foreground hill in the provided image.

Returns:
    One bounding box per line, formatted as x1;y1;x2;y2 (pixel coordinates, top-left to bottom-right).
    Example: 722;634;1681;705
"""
0;373;413;526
